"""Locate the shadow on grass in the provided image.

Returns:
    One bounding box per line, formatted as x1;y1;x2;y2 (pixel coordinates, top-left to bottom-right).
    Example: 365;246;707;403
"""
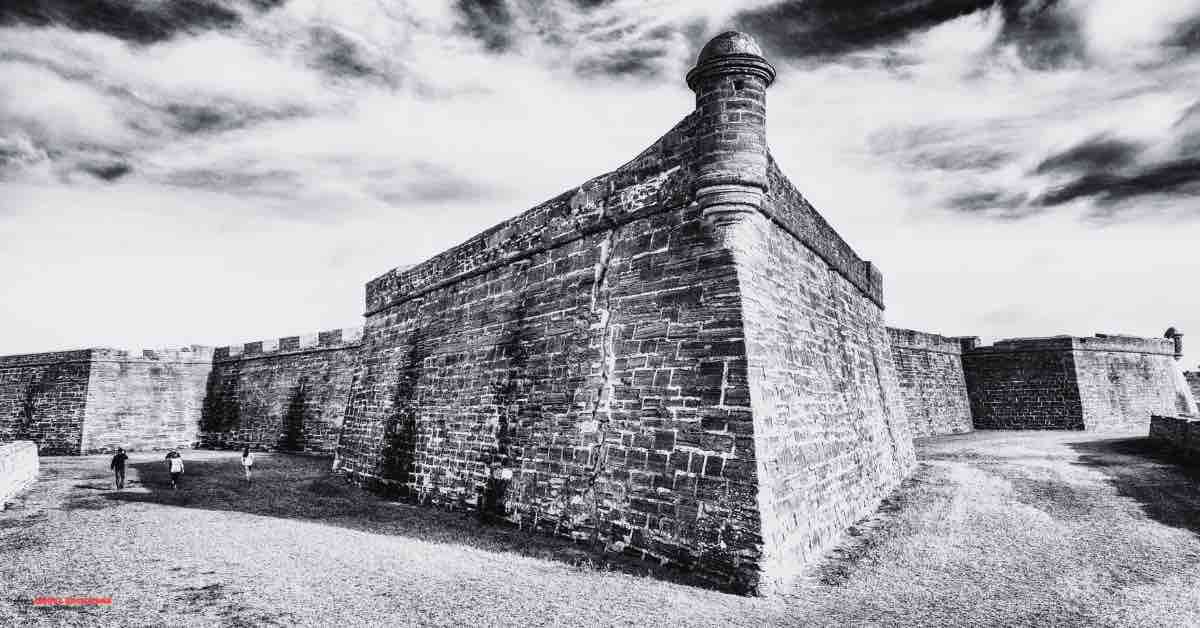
91;455;727;593
1068;437;1200;536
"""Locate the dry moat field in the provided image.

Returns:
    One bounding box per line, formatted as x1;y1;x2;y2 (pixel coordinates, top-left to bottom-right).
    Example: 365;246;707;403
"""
2;431;1199;627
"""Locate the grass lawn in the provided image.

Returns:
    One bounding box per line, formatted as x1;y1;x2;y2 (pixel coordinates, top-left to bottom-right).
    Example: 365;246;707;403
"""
1;431;1198;627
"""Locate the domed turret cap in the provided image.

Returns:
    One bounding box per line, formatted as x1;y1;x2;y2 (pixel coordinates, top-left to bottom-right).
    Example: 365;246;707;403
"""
697;31;765;63
687;31;775;90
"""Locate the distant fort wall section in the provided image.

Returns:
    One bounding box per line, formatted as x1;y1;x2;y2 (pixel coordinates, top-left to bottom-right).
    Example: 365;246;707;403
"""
199;327;362;454
1;350;96;455
81;346;214;453
886;327;972;438
962;335;1193;431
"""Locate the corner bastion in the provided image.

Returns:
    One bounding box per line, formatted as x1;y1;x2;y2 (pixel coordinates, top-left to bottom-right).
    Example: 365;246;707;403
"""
333;32;914;595
963;334;1196;431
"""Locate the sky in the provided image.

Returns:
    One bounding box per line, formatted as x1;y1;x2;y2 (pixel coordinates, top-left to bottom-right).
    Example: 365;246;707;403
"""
1;0;1198;359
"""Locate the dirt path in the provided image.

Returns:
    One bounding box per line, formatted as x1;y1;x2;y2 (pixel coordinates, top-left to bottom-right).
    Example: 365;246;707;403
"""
1;433;1198;627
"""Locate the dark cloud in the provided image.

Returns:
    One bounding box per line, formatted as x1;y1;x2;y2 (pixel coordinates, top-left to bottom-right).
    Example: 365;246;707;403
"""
453;0;515;53
78;160;132;181
307;26;380;80
1034;136;1143;175
574;46;668;78
994;0;1085;69
948;189;1035;220
1036;158;1200;207
0;0;284;45
1167;16;1200;53
910;146;1013;171
734;0;993;60
733;0;1089;70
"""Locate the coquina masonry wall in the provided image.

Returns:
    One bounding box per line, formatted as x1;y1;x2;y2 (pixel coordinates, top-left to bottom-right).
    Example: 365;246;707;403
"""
1072;335;1191;431
887;328;972;438
334;32;913;595
0;350;93;454
736;162;914;586
964;335;1192;431
200;328;362;454
1186;371;1200;402
81;347;214;453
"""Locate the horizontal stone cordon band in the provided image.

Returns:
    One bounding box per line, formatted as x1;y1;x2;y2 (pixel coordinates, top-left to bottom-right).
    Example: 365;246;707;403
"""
686;55;776;89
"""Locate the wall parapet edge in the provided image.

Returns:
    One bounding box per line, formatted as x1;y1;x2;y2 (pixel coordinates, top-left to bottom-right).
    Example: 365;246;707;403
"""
887;327;963;355
213;327;364;362
966;334;1175;356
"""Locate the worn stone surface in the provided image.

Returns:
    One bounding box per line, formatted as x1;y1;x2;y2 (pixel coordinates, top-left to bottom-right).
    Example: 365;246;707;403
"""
1186;370;1200;402
0;440;37;509
81;347;214;453
200;328;362;454
887;328;972;438
1149;414;1200;460
964;335;1192;432
736;182;913;589
0;350;93;454
335;31;910;595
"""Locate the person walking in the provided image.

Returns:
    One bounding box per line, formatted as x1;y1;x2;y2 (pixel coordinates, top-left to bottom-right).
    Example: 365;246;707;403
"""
165;450;184;489
109;448;128;490
241;446;254;485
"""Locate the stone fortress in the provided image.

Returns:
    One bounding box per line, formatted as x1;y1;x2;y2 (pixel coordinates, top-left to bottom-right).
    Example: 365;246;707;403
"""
2;33;1198;594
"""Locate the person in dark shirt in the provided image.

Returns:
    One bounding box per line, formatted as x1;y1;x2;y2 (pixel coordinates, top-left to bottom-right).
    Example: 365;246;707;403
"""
110;448;128;490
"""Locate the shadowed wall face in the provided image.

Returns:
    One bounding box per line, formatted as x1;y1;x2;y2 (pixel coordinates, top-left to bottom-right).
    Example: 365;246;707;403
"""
887;328;972;438
0;351;93;454
199;330;361;454
963;338;1086;430
82;347;214;453
1149;415;1200;459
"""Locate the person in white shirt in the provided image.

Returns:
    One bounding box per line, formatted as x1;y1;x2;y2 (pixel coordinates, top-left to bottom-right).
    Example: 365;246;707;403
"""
165;451;184;489
241;446;255;484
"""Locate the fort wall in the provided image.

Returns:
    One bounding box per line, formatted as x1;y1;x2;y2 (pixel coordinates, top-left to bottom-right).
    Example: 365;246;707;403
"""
81;346;214;453
737;166;913;588
0;440;38;509
0;350;93;454
887;327;972;438
1186;370;1200;401
199;328;362;454
963;335;1191;432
